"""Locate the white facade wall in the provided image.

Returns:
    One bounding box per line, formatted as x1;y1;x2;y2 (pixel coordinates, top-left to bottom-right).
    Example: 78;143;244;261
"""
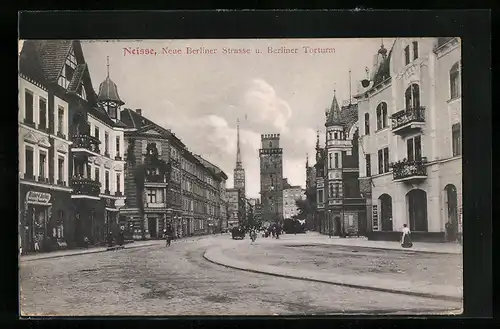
357;38;462;234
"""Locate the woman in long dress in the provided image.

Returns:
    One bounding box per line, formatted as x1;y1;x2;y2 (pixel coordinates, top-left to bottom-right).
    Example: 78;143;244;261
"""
401;224;412;248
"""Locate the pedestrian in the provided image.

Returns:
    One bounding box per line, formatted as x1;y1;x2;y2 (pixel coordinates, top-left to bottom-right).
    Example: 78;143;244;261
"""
401;224;412;248
329;228;333;238
34;234;40;252
107;231;113;247
83;236;90;249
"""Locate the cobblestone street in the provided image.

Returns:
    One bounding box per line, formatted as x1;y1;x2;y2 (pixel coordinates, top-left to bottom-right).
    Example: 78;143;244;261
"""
20;235;461;316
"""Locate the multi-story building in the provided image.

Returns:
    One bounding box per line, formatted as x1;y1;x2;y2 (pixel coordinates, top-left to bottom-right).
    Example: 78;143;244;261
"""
355;38;462;242
314;92;365;236
19;40;127;250
254;199;263;228
226;188;243;228
283;185;305;220
305;154;317;230
18;71;72;253
259;134;284;224
120;108;171;240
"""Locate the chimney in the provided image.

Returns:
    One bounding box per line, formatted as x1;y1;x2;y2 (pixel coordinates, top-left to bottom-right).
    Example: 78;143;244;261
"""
135;109;142;116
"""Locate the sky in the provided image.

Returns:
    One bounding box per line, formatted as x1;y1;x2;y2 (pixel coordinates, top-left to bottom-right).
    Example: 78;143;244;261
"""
81;38;392;199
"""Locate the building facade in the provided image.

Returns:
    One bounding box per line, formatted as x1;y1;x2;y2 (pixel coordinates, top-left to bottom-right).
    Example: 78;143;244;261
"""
315;92;365;236
19;40;128;250
305;155;317;230
226;188;244;228
283;185;305;220
355;38;462;242
259;134;284;224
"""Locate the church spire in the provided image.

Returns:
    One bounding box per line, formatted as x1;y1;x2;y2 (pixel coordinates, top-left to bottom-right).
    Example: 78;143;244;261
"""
306;153;309;168
106;56;110;78
236;118;242;168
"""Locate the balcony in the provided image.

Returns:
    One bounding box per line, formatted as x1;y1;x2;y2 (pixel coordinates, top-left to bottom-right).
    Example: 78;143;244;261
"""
146;202;167;209
391;157;428;182
72;134;101;154
391;107;426;135
115;155;123;161
71;176;101;197
144;174;168;187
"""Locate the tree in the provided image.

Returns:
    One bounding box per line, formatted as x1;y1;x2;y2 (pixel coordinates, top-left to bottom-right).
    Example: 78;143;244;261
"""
295;185;317;230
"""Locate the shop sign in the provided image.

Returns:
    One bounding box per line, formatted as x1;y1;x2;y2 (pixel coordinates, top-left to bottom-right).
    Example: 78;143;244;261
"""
27;191;51;204
372;205;379;231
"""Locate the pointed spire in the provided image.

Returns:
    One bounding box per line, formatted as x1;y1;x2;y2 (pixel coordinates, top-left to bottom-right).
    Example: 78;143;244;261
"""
306;153;309;168
349;69;352;105
316;130;320;150
325;90;342;127
106;56;110;78
236;118;242;168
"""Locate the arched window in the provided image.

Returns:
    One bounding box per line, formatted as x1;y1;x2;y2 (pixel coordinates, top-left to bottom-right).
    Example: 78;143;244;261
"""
405;84;420;109
376;102;388;130
268;141;272;148
364;113;370;135
450;62;460;99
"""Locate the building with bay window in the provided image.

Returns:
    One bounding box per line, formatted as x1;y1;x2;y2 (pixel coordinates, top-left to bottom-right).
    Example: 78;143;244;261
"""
19;40;128;250
355;38;462;242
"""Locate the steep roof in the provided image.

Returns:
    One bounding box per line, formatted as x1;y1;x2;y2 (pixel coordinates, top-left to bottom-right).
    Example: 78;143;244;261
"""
325;93;343;126
372;41;394;87
98;76;125;105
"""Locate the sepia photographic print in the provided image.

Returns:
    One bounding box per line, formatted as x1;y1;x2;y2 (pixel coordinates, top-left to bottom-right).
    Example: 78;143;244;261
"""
18;37;463;316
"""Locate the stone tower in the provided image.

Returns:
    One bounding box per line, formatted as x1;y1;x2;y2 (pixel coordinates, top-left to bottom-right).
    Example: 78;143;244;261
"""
233;118;246;197
259;133;284;224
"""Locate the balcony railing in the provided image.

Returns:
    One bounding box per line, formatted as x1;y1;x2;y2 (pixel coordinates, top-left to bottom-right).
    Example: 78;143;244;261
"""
71;176;101;196
145;174;167;183
391;157;428;182
72;134;101;154
391;106;426;133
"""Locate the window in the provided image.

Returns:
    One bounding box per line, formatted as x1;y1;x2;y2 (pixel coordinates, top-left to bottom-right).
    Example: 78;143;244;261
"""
364;113;370;135
450;62;460;99
25;90;34;122
77;84;86;100
116;173;121;192
334;132;338;139
39;151;47;179
405;84;420;109
94;126;100;140
378;147;390;174
328;153;333;169
39;98;47;130
335;184;340;198
108;105;117;119
334;153;339;168
407;136;422;161
116;136;120;155
95;167;100;182
412;41;419;60
376;102;388;130
365;154;371;177
452;124;461;156
57;106;64;135
105;171;110;191
318;190;324;203
269;141;272;148
148;189;157;203
404;45;410;65
329;183;334;197
328;132;333;140
104;132;109;154
58;156;64;182
25;146;34;178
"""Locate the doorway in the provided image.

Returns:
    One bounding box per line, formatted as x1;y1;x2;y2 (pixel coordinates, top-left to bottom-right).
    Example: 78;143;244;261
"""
379;194;393;231
334;216;341;236
148;217;157;238
407;189;428;232
445;184;458;240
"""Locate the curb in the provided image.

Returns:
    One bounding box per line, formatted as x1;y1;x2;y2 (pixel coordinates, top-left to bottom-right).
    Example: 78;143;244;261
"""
203;249;462;303
20;243;159;262
280;242;462;255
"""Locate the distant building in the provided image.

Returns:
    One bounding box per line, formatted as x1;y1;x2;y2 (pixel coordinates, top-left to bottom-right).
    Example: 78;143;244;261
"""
233;119;246;197
226;188;244;228
283;185;305;220
259;134;284;224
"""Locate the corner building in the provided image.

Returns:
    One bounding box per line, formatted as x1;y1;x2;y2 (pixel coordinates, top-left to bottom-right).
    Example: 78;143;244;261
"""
355;38;462;242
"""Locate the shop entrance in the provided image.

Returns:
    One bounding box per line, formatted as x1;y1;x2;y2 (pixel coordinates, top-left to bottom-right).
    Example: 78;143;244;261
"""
26;205;49;251
407;189;428;232
148;217;158;238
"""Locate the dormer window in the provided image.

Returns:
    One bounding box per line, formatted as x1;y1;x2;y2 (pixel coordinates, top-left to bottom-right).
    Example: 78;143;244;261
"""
108;104;117;119
77;84;87;100
58;48;77;89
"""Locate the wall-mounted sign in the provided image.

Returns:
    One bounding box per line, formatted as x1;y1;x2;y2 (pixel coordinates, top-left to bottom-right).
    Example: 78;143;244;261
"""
372;205;379;231
27;191;51;204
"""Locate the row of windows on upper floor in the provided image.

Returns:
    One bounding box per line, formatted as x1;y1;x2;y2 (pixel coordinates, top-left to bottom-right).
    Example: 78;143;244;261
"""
363;64;460;135
73;159;124;194
91;125;124;159
22;89;67;138
362;124;461;177
21;144;68;184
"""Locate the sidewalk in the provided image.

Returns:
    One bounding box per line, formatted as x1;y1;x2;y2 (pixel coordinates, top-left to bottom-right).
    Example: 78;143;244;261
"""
20;240;162;262
204;246;463;302
274;232;462;254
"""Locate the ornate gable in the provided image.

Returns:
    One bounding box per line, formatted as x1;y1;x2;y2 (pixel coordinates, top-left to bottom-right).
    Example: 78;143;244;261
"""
38;136;52;148
23;132;39;144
